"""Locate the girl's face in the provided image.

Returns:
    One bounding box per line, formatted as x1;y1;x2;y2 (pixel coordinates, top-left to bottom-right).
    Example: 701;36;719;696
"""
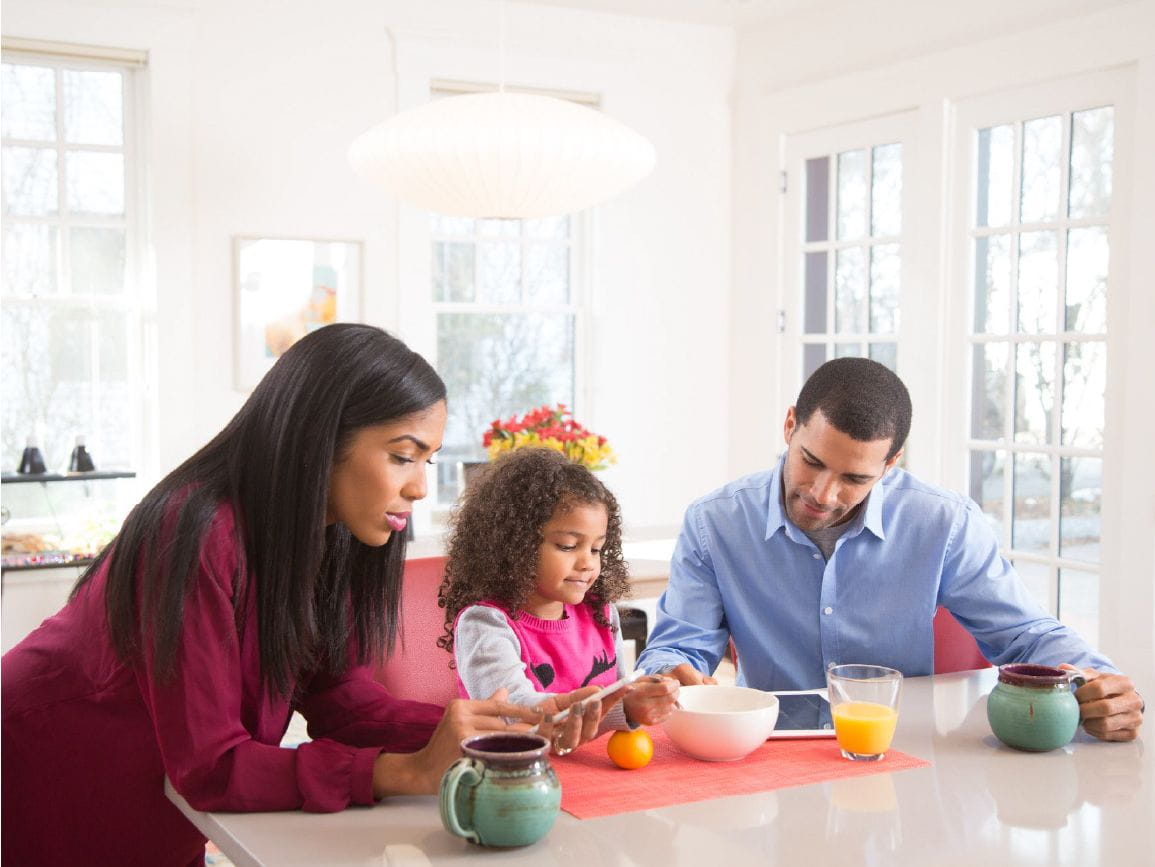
523;500;608;620
326;401;446;546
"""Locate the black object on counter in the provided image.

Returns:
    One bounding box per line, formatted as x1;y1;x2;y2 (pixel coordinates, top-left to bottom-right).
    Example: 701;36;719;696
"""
617;606;648;656
68;437;96;473
17;440;47;475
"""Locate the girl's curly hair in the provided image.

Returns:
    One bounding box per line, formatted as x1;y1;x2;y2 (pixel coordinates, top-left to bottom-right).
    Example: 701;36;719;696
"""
438;447;630;655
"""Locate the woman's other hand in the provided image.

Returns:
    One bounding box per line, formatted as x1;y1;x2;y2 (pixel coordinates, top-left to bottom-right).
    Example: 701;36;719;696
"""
371;689;542;798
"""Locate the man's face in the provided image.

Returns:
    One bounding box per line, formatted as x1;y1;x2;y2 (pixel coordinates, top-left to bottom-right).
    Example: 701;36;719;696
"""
781;407;902;532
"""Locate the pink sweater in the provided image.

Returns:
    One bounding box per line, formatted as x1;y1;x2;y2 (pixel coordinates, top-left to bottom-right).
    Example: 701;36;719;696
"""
1;503;443;866
456;601;620;698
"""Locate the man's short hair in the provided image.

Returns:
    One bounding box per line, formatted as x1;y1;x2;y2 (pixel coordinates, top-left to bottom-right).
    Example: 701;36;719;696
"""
795;358;911;460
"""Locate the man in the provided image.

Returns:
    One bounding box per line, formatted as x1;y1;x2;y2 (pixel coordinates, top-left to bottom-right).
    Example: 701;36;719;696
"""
636;358;1143;741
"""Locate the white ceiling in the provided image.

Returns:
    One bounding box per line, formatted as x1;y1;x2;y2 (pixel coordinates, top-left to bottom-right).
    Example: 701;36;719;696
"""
513;0;842;27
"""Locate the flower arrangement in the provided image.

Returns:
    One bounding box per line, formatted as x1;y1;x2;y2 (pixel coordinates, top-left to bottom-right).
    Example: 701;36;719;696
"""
482;404;616;471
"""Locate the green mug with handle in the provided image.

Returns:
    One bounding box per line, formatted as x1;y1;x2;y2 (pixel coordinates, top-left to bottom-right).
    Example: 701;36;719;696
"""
439;732;560;847
986;663;1086;752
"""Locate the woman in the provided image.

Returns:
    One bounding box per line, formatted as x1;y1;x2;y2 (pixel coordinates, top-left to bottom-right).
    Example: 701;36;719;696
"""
1;324;591;865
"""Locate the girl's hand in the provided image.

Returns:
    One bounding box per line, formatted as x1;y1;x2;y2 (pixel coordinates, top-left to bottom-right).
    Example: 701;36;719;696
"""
371;689;542;798
623;676;680;726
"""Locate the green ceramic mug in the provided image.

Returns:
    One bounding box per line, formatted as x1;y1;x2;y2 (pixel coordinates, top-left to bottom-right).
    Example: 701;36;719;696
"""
986;664;1086;752
438;732;561;847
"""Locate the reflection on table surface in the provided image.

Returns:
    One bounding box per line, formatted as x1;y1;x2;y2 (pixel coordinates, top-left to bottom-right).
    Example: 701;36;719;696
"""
167;669;1149;866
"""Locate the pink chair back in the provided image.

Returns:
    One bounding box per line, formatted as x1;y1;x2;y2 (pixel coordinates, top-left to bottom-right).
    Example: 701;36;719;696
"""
933;606;991;674
375;556;458;707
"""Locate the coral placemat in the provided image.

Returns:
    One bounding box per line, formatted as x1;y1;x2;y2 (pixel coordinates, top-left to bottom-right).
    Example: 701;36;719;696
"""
553;729;929;819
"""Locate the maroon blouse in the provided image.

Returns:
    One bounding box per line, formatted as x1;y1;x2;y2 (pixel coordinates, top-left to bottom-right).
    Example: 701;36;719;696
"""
1;504;443;865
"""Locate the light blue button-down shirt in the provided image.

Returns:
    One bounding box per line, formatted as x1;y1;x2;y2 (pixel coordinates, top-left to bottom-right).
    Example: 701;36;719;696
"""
637;457;1115;690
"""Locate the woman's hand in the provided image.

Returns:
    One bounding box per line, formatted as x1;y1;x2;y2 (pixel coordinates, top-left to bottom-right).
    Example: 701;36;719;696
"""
667;663;716;686
622;675;680;726
371;689;543;798
535;685;611;756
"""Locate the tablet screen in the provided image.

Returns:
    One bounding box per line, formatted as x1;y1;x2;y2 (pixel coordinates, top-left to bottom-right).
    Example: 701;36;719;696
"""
770;691;835;737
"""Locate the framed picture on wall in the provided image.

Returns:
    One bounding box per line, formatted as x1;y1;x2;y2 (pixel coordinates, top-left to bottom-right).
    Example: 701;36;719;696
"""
234;237;363;390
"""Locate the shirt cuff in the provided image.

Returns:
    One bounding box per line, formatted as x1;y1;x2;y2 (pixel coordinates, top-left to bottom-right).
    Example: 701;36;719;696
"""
352;747;382;805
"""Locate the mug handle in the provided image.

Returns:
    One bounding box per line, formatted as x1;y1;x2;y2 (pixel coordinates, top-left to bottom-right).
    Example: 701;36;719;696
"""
439;758;483;844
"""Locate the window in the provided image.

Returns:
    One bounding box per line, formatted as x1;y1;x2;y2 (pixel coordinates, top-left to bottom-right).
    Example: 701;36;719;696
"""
1;43;149;476
800;142;903;376
780;114;915;414
431;213;584;503
965;105;1113;645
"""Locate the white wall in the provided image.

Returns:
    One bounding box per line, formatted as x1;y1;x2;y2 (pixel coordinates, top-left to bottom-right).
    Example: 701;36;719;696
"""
2;0;735;534
730;0;1155;676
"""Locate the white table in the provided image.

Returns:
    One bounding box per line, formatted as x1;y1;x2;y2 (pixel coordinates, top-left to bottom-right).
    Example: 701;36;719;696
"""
167;669;1150;866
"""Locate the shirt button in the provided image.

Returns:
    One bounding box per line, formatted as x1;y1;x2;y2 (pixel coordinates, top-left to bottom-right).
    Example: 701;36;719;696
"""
812;553;822;559
823;606;833;615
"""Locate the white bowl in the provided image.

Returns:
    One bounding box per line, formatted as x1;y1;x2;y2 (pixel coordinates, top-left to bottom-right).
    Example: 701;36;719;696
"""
661;685;779;762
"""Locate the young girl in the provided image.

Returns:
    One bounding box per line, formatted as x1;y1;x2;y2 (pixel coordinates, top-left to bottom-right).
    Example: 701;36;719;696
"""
1;324;551;866
439;447;678;755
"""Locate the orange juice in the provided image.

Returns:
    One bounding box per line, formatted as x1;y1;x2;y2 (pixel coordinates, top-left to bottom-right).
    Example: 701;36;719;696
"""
831;701;898;755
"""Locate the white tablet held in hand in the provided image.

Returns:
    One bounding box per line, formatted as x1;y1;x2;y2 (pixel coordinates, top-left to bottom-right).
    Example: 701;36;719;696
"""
767;688;836;738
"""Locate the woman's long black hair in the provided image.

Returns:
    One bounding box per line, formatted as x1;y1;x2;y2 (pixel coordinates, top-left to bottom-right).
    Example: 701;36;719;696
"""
74;324;447;697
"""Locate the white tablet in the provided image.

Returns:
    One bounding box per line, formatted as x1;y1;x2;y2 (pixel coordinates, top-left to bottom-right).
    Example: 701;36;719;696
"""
767;688;836;738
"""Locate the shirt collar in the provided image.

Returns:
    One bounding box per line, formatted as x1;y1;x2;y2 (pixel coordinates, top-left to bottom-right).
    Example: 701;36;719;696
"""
764;453;889;542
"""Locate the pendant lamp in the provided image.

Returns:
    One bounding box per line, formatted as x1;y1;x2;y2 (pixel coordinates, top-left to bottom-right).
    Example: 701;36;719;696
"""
347;90;657;219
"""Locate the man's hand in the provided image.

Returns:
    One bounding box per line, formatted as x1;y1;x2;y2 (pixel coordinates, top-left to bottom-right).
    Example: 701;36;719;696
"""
1060;664;1144;742
667;663;717;687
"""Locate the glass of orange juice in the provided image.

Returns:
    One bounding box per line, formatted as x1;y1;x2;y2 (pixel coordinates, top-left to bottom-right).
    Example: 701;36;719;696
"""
826;664;903;761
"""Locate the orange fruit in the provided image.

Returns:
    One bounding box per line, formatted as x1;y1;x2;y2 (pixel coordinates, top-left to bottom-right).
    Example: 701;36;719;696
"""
607;729;654;769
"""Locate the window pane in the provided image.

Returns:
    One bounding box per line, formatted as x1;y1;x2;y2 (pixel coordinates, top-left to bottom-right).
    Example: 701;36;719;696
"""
475;240;520;304
94;309;132;466
1065;226;1108;333
867;341;896;371
436;309;574;454
976;125;1013;228
525;216;569;241
834;247;866;334
63;69;123;146
1013;559;1053;614
1016;230;1058;334
2;145;58;216
523;243;569;305
869;243;899;333
1019;116;1061;224
803;251;827;334
803;343;826;379
805;156;829;243
870;143;901;237
1058;569;1099;647
432;241;475;302
2;63;56;141
836;149;867;240
970;342;1007;441
1060;457;1100;563
834;342;862;358
69;227;126;295
1012;452;1051;554
1014;342;1055;444
477;218;520;239
969;450;1005;537
66;151;124;216
1068;106;1113;219
973;234;1011;333
1061;341;1105;448
2;223;57;295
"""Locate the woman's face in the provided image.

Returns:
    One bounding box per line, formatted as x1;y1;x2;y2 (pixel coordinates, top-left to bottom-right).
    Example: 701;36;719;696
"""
326;401;446;546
